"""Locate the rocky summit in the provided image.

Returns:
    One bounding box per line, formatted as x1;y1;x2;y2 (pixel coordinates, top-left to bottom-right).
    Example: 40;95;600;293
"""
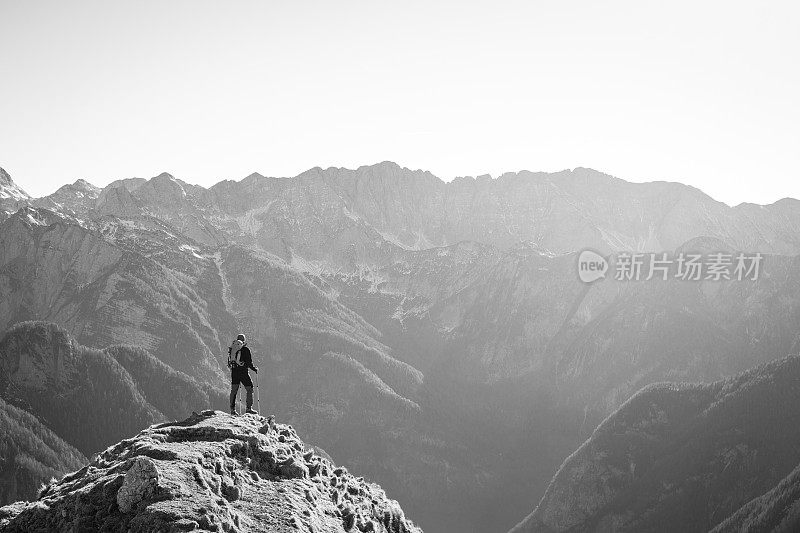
0;411;421;533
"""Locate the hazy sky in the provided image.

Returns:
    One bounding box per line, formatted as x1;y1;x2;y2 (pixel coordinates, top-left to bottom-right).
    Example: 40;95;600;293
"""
1;1;798;204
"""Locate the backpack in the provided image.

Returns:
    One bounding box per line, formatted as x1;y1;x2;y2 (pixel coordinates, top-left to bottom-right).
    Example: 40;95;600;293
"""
227;342;246;369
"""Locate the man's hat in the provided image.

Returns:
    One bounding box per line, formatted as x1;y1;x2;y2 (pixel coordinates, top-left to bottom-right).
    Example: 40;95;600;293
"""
236;333;246;343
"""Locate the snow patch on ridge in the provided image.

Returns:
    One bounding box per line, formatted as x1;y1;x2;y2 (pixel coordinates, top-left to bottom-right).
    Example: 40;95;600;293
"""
179;244;204;259
376;229;413;250
0;184;30;201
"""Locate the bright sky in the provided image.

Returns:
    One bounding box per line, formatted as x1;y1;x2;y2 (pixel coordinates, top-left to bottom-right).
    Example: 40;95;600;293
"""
1;1;798;205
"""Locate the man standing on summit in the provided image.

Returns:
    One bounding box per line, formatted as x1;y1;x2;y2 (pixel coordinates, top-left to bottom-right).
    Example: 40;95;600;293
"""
228;333;258;415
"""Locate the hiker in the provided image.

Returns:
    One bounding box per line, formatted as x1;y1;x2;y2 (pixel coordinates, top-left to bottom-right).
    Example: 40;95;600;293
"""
227;333;258;415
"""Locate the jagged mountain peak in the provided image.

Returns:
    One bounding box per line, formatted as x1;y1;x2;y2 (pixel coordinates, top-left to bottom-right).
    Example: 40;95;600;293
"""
138;172;191;201
51;178;101;197
105;177;147;193
153;171;177;181
95;184;143;217
0;167;30;201
354;161;441;183
357;160;403;172
315;161;405;174
0;410;422;533
299;161;441;186
71;178;99;190
243;171;267;181
296;165;325;180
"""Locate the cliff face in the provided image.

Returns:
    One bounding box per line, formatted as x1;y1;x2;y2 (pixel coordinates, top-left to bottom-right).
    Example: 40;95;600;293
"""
0;168;30;219
510;354;800;533
0;411;421;533
0;209;235;384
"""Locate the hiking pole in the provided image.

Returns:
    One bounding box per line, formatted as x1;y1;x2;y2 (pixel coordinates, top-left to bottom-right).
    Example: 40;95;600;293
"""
256;372;261;414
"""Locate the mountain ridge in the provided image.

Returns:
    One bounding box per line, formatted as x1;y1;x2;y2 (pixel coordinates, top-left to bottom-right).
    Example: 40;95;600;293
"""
510;353;800;533
10;162;798;210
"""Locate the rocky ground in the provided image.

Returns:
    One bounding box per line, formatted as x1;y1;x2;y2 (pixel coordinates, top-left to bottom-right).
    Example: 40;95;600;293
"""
0;411;421;533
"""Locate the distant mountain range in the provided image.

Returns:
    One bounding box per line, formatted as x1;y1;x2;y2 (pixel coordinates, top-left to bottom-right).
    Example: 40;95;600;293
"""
2;162;800;532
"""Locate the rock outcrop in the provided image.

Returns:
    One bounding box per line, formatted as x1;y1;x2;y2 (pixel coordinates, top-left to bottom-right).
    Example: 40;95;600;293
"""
0;168;30;218
0;168;29;201
0;410;421;533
